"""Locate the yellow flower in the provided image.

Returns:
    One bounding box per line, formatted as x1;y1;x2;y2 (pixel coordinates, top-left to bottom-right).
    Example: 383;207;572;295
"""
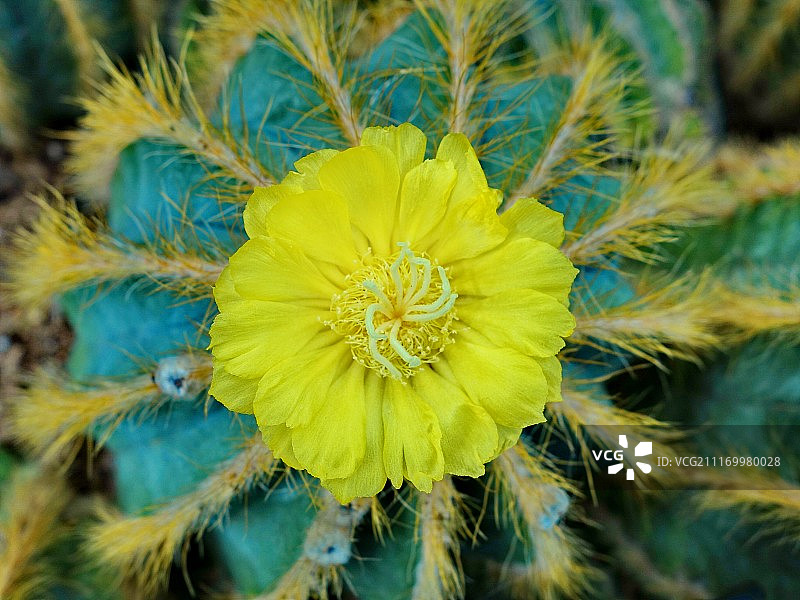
208;123;577;502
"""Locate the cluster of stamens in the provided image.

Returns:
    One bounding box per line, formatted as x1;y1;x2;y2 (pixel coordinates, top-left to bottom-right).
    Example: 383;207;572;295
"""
329;243;458;379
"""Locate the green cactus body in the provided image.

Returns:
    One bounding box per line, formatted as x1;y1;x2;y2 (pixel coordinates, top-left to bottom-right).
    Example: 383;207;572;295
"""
0;0;134;131
526;0;719;136
0;0;206;148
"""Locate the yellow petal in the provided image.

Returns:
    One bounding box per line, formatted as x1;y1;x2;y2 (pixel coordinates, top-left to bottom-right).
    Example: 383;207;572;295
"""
265;189;359;268
500;197;565;247
227;237;339;304
536;355;564;405
382;378;444;492
282;148;340;190
457;289;575;357
244;184;299;239
209;360;257;414
494;425;522;457
212;265;241;307
440;329;549;428
417;133;508;263
291;362;367;480
435;132;488;206
424;187;507;264
318;145;400;256
209;299;328;378
412;368;497;477
263;424;303;470
253;337;351;428
452;237;578;305
396;158;455;244
361;122;427;179
322;375;387;502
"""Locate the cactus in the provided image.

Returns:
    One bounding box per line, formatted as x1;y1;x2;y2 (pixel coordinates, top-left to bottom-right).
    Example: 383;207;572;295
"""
0;0;203;150
5;1;799;599
717;0;800;133
525;0;720;136
0;452;71;600
617;139;800;599
0;449;123;600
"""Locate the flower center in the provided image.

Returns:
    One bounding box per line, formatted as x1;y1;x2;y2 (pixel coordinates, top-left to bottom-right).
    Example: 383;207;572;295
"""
329;242;458;379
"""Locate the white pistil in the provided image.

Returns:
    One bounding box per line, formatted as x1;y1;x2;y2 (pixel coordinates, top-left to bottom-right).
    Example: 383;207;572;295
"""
364;303;387;340
404;293;458;322
363;280;392;308
390;245;407;299
405;258;432;306
361;243;458;377
388;320;422;367
407;266;452;313
368;333;401;379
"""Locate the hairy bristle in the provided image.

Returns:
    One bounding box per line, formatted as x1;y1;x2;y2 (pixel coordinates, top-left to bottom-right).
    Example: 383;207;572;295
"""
727;0;800;91
265;0;364;146
506;30;636;207
66;37;274;201
85;435;276;594
410;476;466;600
5;196;225;318
564;136;733;265
682;469;800;547
710;284;800;342
247;493;369;600
421;0;523;137
190;0;288;109
571;274;720;367
492;443;596;600
11;355;212;464
717;139;800;203
0;468;71;600
552;384;681;488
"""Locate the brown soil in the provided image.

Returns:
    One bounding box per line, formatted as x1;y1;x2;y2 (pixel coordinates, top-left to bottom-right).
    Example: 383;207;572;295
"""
0;143;73;442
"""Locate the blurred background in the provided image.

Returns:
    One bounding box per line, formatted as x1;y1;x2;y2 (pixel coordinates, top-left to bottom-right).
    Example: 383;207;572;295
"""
1;1;800;599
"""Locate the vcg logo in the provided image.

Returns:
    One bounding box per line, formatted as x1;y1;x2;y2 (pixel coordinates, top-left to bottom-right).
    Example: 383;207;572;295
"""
592;435;652;480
